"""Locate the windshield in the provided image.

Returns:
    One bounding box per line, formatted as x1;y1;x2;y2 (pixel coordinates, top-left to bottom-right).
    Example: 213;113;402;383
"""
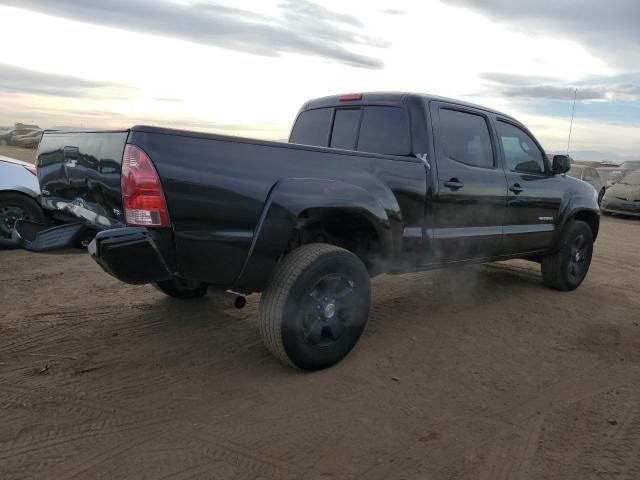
619;171;640;185
598;169;625;182
621;160;640;169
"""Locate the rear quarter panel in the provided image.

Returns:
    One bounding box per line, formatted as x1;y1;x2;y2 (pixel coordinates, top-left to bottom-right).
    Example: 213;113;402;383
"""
127;130;427;288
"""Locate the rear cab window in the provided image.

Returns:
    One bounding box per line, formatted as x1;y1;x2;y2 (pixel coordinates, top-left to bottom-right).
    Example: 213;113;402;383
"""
289;108;332;146
330;108;360;150
357;106;410;156
290;105;411;156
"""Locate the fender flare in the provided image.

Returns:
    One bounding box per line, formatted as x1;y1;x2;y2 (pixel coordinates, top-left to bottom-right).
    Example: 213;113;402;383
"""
553;198;600;249
231;177;401;292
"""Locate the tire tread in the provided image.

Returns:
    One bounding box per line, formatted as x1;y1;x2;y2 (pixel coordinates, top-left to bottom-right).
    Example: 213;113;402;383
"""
542;220;592;291
259;244;353;368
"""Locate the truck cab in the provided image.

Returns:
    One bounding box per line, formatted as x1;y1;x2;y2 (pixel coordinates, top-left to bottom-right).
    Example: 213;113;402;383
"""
289;92;598;263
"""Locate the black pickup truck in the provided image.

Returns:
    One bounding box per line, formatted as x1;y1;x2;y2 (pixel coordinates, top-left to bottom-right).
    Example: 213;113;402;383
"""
11;92;599;370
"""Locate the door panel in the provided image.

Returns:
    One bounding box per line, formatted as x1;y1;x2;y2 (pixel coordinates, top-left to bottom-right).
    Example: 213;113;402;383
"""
496;119;562;253
428;103;508;262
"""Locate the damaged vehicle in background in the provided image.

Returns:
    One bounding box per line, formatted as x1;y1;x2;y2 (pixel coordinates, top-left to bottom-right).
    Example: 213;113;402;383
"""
0;155;45;241
601;170;640;217
597;167;629;189
567;164;606;205
8;92;600;370
0;125;41;146
13;130;44;149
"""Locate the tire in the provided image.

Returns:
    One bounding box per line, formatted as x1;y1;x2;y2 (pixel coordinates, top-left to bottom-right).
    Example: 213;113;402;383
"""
597;188;605;206
541;220;593;291
259;243;371;370
0;192;45;239
153;278;208;299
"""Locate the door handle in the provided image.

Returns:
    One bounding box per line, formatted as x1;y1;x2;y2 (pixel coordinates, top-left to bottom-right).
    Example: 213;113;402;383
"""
509;184;523;194
444;179;464;190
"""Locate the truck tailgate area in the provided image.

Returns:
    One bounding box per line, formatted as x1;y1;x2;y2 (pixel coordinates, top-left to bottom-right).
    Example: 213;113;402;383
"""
37;130;129;229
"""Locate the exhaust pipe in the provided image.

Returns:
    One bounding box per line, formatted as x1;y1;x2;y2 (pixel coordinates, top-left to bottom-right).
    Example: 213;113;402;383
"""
209;289;247;309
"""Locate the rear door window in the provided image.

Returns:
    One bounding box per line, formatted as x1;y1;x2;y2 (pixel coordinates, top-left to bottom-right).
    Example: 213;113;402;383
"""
289;108;332;147
357;106;410;156
330;108;361;150
438;108;494;168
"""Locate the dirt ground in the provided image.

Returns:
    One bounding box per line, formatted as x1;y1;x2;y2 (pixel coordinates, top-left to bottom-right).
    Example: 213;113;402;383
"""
1;215;639;479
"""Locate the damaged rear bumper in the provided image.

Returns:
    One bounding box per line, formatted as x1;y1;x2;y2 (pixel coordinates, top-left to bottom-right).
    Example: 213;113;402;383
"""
2;220;175;285
0;221;88;252
88;227;174;284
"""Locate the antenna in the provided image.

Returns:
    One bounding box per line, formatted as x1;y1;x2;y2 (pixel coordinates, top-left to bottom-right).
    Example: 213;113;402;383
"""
566;88;577;156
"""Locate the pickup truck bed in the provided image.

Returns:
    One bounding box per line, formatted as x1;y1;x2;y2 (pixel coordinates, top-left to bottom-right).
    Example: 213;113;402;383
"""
14;92;600;370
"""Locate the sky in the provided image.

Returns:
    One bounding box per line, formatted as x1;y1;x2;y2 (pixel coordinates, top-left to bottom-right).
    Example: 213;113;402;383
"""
0;0;638;161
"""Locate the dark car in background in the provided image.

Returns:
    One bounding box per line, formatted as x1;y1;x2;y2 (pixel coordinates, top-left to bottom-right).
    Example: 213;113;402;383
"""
601;170;640;217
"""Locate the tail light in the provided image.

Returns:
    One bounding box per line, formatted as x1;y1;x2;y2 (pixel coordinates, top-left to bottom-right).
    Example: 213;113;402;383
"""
339;93;362;101
121;144;171;227
23;164;37;175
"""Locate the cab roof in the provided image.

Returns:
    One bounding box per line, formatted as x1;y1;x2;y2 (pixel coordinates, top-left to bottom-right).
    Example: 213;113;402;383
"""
301;91;518;123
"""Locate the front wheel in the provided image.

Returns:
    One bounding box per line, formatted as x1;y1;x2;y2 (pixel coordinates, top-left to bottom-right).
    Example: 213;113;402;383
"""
0;192;45;239
541;220;593;291
259;244;371;370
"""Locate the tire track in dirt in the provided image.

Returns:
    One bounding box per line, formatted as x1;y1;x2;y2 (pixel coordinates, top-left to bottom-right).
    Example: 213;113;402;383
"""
0;307;126;356
594;404;640;479
1;217;639;479
475;367;640;480
0;382;289;479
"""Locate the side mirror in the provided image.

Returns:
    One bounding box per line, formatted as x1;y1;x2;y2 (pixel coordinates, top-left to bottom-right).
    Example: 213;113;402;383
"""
552;154;571;174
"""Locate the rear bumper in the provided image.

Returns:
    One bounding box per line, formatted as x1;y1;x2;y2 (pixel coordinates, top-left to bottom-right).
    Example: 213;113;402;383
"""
1;221;175;285
88;227;173;284
0;221;88;252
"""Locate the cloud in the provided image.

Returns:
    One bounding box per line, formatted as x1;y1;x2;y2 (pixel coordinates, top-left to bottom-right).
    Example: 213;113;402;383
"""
380;8;407;15
0;93;287;137
1;0;388;69
481;72;640;101
0;63;128;98
442;0;640;70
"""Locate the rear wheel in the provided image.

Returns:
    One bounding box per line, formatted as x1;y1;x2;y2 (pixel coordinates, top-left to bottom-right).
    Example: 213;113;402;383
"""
541;220;593;291
153;278;208;299
0;192;45;239
259;243;371;370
